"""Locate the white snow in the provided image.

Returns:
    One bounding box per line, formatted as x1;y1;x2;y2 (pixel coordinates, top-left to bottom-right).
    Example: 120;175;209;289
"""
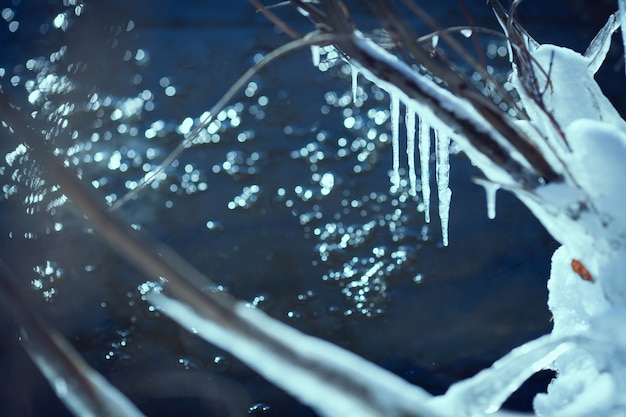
535;45;625;131
564;120;626;232
438;11;626;417
144;286;444;417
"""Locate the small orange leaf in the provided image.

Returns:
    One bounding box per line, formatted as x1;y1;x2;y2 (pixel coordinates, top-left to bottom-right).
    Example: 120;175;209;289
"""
571;259;594;282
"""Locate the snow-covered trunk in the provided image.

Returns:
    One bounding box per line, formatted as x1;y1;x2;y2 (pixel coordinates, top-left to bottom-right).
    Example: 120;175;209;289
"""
506;33;626;414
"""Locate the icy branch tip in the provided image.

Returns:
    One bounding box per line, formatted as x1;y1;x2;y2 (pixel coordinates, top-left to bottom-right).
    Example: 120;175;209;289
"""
138;281;163;298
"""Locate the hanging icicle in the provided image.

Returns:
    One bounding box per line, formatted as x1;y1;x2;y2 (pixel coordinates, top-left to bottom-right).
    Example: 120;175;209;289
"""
351;65;359;103
619;0;626;75
405;109;417;197
474;179;500;220
311;45;321;67
418;116;431;224
485;184;498;220
435;129;452;246
390;93;401;191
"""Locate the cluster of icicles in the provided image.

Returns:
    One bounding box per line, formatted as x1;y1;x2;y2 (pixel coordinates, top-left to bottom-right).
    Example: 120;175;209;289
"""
314;45;456;246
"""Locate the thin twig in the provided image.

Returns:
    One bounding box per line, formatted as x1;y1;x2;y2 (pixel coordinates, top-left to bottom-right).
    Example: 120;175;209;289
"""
401;0;527;119
459;0;488;72
111;31;340;211
249;0;302;39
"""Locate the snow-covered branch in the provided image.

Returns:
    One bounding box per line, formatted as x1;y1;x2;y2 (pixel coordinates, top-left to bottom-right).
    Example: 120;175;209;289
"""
296;0;562;191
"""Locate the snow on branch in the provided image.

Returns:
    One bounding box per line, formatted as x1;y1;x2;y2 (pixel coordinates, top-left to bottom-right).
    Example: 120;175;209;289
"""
297;0;562;191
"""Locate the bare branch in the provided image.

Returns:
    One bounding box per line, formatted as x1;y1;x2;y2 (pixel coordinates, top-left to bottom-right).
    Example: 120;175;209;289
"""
111;32;340;210
0;260;146;417
249;0;302;39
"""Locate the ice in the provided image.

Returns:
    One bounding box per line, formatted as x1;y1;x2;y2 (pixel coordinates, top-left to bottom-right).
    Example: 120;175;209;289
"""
351;65;359;103
405;109;417;197
418;116;431;223
619;0;626;75
435;129;451;246
432;334;570;416
584;12;620;74
389;92;401;190
475;179;499;220
485;184;498;220
311;45;321;67
431;34;439;49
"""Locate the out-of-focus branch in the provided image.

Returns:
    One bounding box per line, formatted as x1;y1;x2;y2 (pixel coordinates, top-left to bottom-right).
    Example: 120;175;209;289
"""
0;260;146;417
0;88;444;417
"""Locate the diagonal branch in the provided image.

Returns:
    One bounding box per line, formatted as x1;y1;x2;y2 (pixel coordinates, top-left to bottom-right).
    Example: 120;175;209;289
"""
0;260;146;417
294;0;562;189
0;88;446;417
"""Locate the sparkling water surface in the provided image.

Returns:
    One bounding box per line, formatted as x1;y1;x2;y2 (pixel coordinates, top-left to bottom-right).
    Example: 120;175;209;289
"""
0;1;619;416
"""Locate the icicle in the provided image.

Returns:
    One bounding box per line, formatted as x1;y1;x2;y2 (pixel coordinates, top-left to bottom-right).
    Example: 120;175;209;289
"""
351;65;359;103
619;0;626;75
311;45;321;67
405;109;417;197
418;117;431;224
485;184;498;220
474;179;500;220
435;129;451;246
390;93;401;190
460;28;473;38
584;12;619;74
431;35;439;49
